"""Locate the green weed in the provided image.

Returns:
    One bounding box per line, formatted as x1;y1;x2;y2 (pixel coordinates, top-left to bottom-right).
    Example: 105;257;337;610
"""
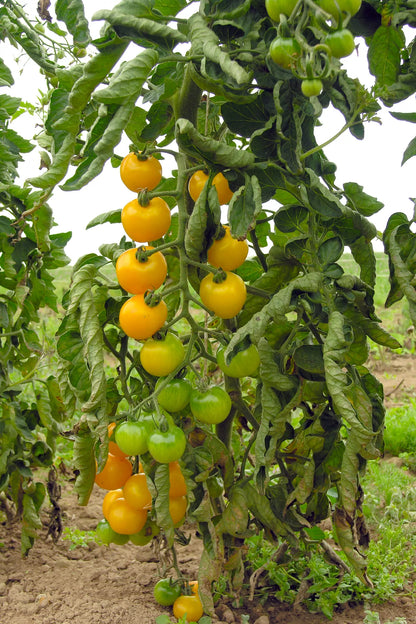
61;527;97;550
384;403;416;457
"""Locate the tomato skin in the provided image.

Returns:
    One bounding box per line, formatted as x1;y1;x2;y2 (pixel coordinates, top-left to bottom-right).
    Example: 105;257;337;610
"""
325;29;355;58
129;519;160;545
317;0;361;18
95;453;133;490
123;473;152;510
119;294;167;341
154;578;182;607
114;419;153;456
140;333;185;377
216;344;260;378
147;425;187;463
107;497;148;534
301;78;323;97
120;153;162;192
169;495;187;525
188;170;233;205
173;594;204;622
108;422;129;458
156;378;192;412
96;518;129;545
270;36;301;70
266;0;298;20
169;461;187;498
116;247;167;295
190;386;232;425
121;197;171;243
207;226;249;271
199;271;246;319
102;488;124;521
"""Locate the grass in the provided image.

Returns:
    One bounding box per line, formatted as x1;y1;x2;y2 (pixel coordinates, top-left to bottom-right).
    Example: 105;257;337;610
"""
384;401;416;457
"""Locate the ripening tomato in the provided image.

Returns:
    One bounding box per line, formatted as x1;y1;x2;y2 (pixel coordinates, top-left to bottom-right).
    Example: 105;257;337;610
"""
188;170;233;205
190;386;232;425
153;578;182;607
269;36;301;70
120;153;162;192
317;0;361;19
169;495;187;525
169;461;187;498
108;422;129;458
123;473;152;510
107;497;148;534
147;425;187;464
207;226;249;271
301;78;323;97
199;271;246;319
95;453;133;490
129;518;160;545
325;29;355;58
96;518;129;545
266;0;298;20
156;377;192;413
121;197;171;243
115;419;154;456
102;488;124;520
119;294;167;341
140;333;185;377
116;247;167;295
173;594;204;622
216;343;260;378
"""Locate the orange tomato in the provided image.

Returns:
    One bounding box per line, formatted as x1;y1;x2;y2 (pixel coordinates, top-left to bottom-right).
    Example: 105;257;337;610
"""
120;153;162;192
199;271;246;319
95;453;133;490
107;497;148;534
173;594;204;622
116;246;167;295
207;225;249;271
121;196;171;243
108;422;129;459
188;170;233;205
123;473;152;510
102;488;124;521
169;461;187;498
169;495;187;526
119;294;167;340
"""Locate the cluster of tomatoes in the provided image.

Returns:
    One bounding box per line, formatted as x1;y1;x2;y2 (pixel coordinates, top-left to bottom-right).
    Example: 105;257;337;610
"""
153;577;203;622
266;0;360;97
95;423;188;544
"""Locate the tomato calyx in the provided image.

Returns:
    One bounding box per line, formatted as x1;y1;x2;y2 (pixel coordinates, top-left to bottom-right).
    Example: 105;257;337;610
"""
137;188;150;206
144;290;163;308
212;269;227;284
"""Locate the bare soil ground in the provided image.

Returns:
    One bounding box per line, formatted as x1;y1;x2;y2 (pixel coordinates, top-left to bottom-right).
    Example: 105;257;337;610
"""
1;353;416;624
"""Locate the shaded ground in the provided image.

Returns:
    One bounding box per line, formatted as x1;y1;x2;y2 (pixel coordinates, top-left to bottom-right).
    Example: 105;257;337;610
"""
1;352;416;624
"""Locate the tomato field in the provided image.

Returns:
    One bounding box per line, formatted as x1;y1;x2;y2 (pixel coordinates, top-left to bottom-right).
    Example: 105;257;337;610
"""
1;0;416;623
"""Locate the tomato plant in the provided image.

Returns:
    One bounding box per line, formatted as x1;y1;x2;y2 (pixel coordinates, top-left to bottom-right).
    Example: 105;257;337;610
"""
190;387;232;425
116;247;167;294
199;271;247;319
207;225;249;271
173;594;204;623
119;294;167;340
188;170;233;205
216;344;260;378
325;29;356;58
156;377;192;412
120;153;162;192
154;578;182;606
139;333;185;377
121;197;171;243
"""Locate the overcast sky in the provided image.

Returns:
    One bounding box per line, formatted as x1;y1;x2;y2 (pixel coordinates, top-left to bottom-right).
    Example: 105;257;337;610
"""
2;5;415;261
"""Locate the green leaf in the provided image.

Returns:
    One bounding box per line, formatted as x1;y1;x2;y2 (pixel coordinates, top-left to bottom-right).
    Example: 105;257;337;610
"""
0;58;14;87
303;169;343;218
343;182;384;217
185;184;220;261
402;136;416;165
175;118;255;169
274;204;308;233
86;209;122;229
318;236;343;265
73;424;96;506
390;111;416;123
32;204;53;252
228;176;262;238
202;40;251;86
294;345;325;375
94;49;159;105
221;92;274;138
368;25;405;86
56;0;91;47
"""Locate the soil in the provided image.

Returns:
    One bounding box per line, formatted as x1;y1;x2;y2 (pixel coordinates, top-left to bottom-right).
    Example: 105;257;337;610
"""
1;353;416;624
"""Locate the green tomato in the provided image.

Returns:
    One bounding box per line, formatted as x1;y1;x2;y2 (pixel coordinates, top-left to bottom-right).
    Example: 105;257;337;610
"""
325;29;355;58
130;519;160;545
301;78;323;97
153;578;182;607
190;387;232;425
216;344;260;378
156;377;192;412
269;36;301;70
96;519;129;546
114;418;155;456
265;0;298;21
147;424;187;463
317;0;361;19
140;332;185;377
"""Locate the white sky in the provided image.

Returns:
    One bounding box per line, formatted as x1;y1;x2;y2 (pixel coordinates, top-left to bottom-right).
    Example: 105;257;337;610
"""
2;4;415;262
